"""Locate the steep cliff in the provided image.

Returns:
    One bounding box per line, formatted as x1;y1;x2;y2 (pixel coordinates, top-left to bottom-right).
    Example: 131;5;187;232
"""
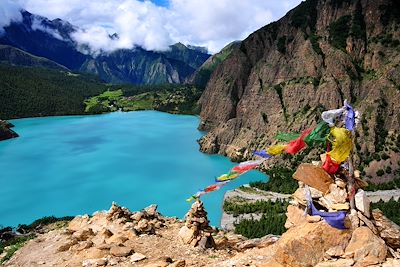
198;0;400;182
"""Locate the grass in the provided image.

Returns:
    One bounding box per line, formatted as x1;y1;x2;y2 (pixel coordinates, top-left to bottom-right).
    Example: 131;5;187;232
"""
0;235;35;264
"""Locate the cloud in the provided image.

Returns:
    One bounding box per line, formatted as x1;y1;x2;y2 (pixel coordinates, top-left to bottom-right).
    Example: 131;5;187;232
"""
0;0;23;34
12;0;302;54
31;16;64;40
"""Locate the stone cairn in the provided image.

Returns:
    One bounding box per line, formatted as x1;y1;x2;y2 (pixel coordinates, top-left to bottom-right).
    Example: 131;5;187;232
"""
178;200;216;249
284;159;400;265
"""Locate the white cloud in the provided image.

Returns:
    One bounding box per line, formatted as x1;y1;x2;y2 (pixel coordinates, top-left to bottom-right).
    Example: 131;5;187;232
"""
0;0;23;34
9;0;302;54
31;16;64;40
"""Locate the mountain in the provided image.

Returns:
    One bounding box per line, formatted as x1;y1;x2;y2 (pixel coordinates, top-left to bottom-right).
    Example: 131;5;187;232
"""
198;0;400;182
0;11;88;70
0;45;68;70
0;11;210;85
188;41;241;88
79;44;209;85
0;120;18;141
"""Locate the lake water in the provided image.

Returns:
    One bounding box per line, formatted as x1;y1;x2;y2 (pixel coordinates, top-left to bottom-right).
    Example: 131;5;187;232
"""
0;111;268;227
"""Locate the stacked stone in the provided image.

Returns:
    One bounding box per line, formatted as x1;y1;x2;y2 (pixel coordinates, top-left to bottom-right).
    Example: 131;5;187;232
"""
178;200;216;249
107;202;166;235
282;160;400;265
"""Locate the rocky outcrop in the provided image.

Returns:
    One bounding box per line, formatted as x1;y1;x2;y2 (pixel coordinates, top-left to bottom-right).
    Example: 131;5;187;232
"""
198;0;400;181
0;120;18;141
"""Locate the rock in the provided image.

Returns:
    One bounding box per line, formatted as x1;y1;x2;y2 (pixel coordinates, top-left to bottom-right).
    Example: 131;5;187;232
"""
82;258;108;267
344;226;387;266
348;209;360;229
357;211;378;235
372;209;400;249
355;189;371;218
145;262;169;267
284;205;307;229
235;235;279;251
101;229;113;238
130;253;147;262
292;164;334;194
306;215;321;223
273;221;352;267
0;120;18;141
330;203;350;211
315;259;354;267
292;188;307;206
335;179;346;189
68;215;90;232
382;259;400;267
107;234;128;245
178;225;195;244
144;204;158;216
324;184;347;204
110;245;133;257
131;212;144;221
76;240;94;251
73;228;95;241
169;260;186;267
325;246;345;257
85;248;108;259
198;236;216;249
57;239;78;252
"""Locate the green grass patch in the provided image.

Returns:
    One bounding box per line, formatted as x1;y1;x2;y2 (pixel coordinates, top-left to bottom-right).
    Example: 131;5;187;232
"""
372;198;400;225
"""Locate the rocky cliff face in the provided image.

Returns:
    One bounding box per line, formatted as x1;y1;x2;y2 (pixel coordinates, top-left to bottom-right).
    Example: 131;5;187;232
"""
198;0;400;182
0;120;18;141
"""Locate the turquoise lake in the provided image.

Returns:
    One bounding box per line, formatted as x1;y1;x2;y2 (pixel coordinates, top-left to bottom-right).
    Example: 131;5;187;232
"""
0;111;268;227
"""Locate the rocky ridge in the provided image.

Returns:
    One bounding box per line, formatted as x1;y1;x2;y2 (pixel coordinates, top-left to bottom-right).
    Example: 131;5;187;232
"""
198;0;400;182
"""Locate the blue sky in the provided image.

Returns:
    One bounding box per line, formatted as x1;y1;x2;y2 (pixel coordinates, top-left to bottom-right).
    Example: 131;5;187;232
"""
2;0;302;53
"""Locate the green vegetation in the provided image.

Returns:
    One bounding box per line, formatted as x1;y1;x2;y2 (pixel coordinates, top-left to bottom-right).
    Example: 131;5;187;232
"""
328;15;352;51
84;85;202;115
0;64;111;119
372;198;400;225
0;235;34;264
310;34;323;56
250;166;297;194
233;200;289;238
290;0;318;33
0;216;73;264
366;177;400;192
277;36;287;54
224;199;288;217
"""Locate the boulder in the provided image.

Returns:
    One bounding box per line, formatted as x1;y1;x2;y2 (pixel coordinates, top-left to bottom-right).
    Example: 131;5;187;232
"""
273;221;352;267
344;226;387;266
110;245;133;257
355;189;371;218
169;260;186;267
82;258;107;267
144;204;158;217
284;205;307;229
357;211;378;235
178;225;195;244
382;259;400;267
293;164;334;194
130;253;147;263
372;209;400;249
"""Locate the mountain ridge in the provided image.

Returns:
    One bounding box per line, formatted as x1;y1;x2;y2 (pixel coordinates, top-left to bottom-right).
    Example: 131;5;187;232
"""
0;10;210;85
198;0;400;183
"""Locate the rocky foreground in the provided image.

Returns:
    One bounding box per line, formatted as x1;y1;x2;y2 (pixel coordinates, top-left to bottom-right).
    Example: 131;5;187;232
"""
2;198;400;267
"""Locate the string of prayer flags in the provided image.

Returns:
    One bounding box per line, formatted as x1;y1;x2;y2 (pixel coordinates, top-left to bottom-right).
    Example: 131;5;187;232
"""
328;127;353;163
321;107;346;126
285;128;313;154
267;144;288;155
216;172;240;182
231;159;265;173
322;154;341;174
344;101;355;131
186;181;230;202
275;132;301;142
253;150;272;158
304;121;330;146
